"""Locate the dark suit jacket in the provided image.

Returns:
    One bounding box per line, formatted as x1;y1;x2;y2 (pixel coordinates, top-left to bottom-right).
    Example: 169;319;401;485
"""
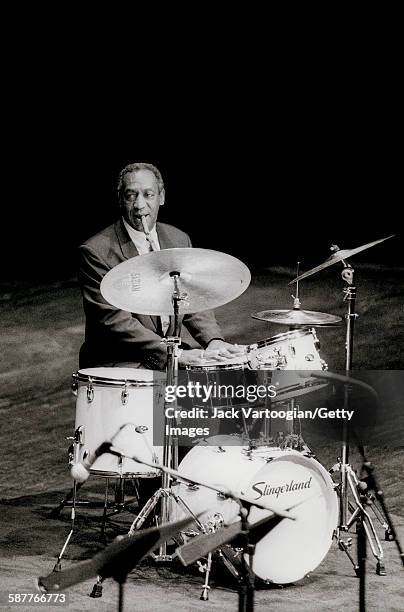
78;219;224;370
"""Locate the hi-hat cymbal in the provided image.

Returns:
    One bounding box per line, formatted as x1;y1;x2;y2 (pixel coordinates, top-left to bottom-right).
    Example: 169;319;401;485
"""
289;235;395;284
252;309;342;326
101;248;251;315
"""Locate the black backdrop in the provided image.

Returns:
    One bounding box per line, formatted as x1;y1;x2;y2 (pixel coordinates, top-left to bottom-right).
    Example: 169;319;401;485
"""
2;115;401;280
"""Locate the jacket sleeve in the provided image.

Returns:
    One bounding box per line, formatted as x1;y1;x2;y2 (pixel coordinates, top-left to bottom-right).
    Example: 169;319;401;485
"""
78;244;167;370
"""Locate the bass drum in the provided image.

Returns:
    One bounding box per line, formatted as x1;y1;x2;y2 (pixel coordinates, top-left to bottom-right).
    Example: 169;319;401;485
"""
177;436;338;584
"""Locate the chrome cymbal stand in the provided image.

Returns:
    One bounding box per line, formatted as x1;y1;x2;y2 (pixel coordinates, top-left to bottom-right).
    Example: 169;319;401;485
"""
127;271;187;561
330;247;385;575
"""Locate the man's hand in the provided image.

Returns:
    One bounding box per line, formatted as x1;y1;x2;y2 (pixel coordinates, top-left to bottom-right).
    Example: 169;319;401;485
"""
177;341;247;367
206;339;247;360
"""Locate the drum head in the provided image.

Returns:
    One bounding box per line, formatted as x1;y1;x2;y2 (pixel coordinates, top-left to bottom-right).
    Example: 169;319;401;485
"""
78;367;154;383
186;355;248;371
243;453;337;583
252;328;312;350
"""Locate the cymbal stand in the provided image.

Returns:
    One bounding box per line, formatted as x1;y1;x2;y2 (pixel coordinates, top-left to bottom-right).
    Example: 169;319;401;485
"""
127;271;187;561
331;250;385;575
357;446;404;612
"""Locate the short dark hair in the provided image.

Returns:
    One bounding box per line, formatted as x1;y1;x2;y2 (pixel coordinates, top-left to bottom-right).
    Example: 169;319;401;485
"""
117;162;164;195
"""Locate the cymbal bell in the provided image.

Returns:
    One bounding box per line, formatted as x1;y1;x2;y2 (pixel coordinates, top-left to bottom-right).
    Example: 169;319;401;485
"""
289;235;395;284
101;248;251;315
252;309;342;326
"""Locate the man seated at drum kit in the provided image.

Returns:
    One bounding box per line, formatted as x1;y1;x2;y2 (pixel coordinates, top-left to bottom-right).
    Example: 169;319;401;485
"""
78;161;245;371
67;165;396;601
75;161;249;521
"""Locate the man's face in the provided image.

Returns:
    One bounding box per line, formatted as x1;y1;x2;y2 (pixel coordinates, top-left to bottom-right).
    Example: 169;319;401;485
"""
119;169;164;231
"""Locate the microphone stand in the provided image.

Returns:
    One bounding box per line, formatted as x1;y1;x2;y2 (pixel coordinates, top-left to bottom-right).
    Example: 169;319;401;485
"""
238;505;255;612
119;451;295;611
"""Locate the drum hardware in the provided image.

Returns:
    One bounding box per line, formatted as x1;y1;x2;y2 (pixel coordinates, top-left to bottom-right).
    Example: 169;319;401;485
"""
100;248;251;566
290;237;397;578
50;369;165;565
124;272;185;561
342;445;404;612
50;421;149;574
289;235;395;284
252;262;342;328
115;448;296;607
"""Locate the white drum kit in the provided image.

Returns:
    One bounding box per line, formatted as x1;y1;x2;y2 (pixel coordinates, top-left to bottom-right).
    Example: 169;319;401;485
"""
59;234;399;608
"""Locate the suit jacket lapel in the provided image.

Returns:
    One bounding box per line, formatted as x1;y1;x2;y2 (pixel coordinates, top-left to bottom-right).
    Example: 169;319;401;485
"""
157;223;177;250
114;219;160;333
115;219;139;260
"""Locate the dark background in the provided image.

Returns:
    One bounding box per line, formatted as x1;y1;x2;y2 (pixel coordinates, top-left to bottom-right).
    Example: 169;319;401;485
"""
2;50;402;281
3;126;400;281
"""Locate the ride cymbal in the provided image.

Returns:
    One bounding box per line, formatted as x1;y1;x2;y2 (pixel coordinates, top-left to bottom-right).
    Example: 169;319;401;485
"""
289;235;395;284
101;248;251;315
252;309;342;326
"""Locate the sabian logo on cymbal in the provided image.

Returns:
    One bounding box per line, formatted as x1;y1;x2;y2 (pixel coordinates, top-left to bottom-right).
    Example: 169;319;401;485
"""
112;274;141;292
130;273;141;292
251;476;312;500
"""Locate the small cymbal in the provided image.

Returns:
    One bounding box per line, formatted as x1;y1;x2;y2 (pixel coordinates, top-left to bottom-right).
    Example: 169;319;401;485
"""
101;248;251;315
289;235;395;284
252;309;342;326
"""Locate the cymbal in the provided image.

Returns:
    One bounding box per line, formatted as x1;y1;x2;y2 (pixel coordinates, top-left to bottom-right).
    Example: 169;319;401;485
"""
252;309;342;325
289;235;395;284
101;248;251;315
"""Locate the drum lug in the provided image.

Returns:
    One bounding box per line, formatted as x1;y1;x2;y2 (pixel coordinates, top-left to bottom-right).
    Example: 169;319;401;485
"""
87;378;94;403
75;425;85;445
67;444;74;465
67;426;85;465
187;483;200;491
320;359;328;370
121;381;129;405
275;350;287;368
71;372;78;396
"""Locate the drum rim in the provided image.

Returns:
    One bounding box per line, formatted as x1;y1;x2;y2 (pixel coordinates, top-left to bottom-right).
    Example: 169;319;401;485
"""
186;363;246;372
90;469;160;478
250;328;315;350
74;370;156;387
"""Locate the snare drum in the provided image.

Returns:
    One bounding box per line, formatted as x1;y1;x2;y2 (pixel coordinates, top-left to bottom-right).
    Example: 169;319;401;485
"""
186;354;248;373
248;328;327;401
72;367;164;478
176;436;338;584
185;357;249;436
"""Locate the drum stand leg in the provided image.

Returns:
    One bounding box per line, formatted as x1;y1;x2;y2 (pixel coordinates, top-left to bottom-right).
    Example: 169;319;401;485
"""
48;482;85;519
52;480;79;572
100;478;109;544
199;551;213;601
